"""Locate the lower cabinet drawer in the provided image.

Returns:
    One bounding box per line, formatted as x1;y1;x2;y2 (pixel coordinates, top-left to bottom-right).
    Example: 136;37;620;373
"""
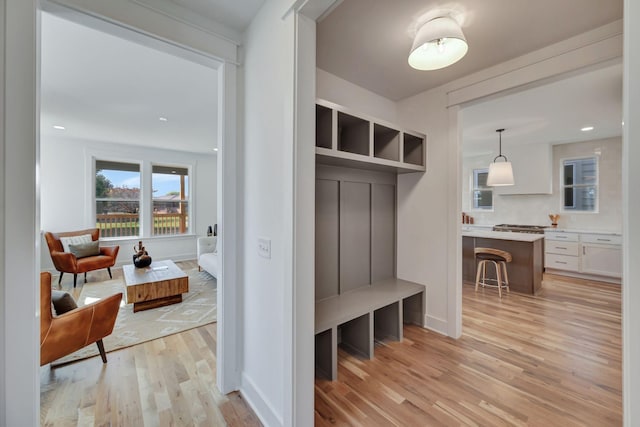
545;253;580;271
545;241;579;256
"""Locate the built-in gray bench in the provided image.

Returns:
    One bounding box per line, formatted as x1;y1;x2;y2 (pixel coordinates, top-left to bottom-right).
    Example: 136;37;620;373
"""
315;277;425;381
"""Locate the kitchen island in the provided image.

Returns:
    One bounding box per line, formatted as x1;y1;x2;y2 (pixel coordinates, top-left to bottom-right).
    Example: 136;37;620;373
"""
462;230;544;295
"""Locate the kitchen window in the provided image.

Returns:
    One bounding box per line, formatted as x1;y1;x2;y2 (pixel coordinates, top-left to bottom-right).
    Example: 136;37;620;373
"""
472;168;493;210
562;157;598;212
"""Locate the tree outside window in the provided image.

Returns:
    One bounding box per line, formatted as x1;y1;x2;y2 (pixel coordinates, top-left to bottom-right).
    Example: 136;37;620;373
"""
95;161;141;237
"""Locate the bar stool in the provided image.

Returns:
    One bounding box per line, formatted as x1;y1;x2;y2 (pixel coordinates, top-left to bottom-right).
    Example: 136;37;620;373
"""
474;247;512;298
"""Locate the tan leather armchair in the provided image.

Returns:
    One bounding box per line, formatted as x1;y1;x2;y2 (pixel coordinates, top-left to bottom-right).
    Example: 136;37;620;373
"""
40;272;122;365
44;228;119;287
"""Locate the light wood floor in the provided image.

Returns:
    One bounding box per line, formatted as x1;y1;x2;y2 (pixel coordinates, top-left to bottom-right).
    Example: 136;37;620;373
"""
42;269;622;426
40;261;262;427
315;274;622;426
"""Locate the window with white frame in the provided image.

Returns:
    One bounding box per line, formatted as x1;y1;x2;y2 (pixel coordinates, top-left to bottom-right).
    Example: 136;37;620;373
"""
95;160;141;237
562;157;597;212
472;168;493;210
95;160;191;237
152;165;190;235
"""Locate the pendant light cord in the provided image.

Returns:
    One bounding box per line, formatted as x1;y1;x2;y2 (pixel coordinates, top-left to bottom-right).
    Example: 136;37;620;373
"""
493;128;508;162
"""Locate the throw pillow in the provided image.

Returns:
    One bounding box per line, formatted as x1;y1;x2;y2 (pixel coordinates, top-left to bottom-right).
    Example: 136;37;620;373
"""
51;290;78;315
69;241;100;258
60;234;92;252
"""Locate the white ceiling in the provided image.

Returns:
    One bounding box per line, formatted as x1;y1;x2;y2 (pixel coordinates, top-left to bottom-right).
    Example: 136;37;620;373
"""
41;12;220;153
462;63;623;157
317;0;623;101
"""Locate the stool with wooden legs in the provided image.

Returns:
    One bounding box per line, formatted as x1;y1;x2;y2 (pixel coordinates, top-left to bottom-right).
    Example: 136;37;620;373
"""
474;247;512;298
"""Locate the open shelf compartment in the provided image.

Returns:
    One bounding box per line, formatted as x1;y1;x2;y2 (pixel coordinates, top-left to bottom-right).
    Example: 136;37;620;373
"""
337;111;370;156
403;133;425;166
316;104;333;149
373;123;400;161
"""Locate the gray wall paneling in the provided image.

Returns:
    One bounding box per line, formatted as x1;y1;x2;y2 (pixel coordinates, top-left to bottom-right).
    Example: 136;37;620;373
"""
315;164;397;298
371;183;396;283
315;179;340;300
339;181;372;292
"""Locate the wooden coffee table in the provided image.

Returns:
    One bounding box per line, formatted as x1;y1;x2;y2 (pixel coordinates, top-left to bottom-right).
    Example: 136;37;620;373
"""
123;260;189;312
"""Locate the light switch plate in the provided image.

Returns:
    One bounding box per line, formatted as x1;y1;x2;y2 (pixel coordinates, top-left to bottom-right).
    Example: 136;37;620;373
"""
258;237;271;259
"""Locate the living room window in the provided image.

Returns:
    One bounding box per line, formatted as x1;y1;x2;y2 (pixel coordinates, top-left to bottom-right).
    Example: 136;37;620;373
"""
96;160;141;237
95;160;191;238
562;157;598;212
472;168;493;210
152;165;190;235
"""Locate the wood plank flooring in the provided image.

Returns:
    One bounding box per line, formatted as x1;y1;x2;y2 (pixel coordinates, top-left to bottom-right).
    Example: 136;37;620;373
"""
42;266;622;426
315;274;622;426
40;261;262;427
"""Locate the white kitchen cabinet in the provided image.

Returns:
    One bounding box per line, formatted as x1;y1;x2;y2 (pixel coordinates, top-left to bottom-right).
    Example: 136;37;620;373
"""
544;230;622;282
496;142;552;195
581;243;622;278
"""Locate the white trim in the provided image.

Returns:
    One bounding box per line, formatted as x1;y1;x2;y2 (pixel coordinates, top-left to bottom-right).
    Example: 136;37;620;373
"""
241;373;283;427
130;0;242;47
425;315;449;335
216;60;240;394
558;155;600;214
2;1;40;425
623;0;640;424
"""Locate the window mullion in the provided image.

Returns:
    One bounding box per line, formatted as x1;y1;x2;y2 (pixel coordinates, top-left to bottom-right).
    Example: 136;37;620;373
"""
141;161;153;238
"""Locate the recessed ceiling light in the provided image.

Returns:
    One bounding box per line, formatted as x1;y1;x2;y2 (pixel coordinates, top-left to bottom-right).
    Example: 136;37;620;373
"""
159;117;168;122
213;148;219;152
581;126;594;132
52;125;65;130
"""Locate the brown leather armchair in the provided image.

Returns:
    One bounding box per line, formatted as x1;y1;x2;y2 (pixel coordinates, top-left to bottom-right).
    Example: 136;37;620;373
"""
40;271;122;365
44;228;119;287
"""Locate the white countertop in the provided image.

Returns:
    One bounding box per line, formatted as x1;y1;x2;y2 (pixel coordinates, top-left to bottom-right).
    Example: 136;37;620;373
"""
544;228;622;236
462;230;545;242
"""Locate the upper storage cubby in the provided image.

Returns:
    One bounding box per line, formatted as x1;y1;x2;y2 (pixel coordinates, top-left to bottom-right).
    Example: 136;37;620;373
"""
373;124;400;162
315;99;426;174
403;133;425;166
316;104;333;149
337;111;370;155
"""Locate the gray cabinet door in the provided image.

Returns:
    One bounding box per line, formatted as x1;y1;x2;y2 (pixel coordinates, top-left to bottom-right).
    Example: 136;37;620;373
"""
340;181;371;292
315;179;340;300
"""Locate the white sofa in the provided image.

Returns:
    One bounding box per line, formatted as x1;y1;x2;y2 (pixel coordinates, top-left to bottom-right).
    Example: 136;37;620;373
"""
197;236;217;278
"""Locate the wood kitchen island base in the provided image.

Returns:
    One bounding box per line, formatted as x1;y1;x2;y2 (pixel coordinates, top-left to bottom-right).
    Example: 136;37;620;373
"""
463;232;544;295
124;260;189;312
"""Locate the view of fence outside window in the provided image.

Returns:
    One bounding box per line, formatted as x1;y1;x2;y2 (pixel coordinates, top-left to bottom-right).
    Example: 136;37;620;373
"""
96;160;141;237
95;160;190;237
152;165;189;235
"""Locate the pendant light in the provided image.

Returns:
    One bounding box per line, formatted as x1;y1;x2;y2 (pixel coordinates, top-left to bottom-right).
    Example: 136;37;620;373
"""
408;16;468;71
486;128;514;186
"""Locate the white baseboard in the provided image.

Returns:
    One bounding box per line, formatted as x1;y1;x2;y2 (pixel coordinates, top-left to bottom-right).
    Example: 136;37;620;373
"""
240;373;282;427
425;314;448;336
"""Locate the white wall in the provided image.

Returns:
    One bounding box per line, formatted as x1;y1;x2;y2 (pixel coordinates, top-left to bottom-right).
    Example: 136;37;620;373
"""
394;20;623;339
462;137;622;231
39;136;217;270
316;68;397;123
623;0;640;424
240;0;295;425
1;1;238;425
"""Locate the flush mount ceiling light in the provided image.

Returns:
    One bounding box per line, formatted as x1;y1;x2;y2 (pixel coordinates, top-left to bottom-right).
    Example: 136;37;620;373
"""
581;126;594;132
408;16;468;71
487;128;515;186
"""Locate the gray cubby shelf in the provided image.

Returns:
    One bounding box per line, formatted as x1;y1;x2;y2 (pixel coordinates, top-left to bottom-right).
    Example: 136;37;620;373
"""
315;99;426;174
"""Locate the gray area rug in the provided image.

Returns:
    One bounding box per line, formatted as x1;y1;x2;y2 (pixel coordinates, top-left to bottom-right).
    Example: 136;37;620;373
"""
52;267;217;366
